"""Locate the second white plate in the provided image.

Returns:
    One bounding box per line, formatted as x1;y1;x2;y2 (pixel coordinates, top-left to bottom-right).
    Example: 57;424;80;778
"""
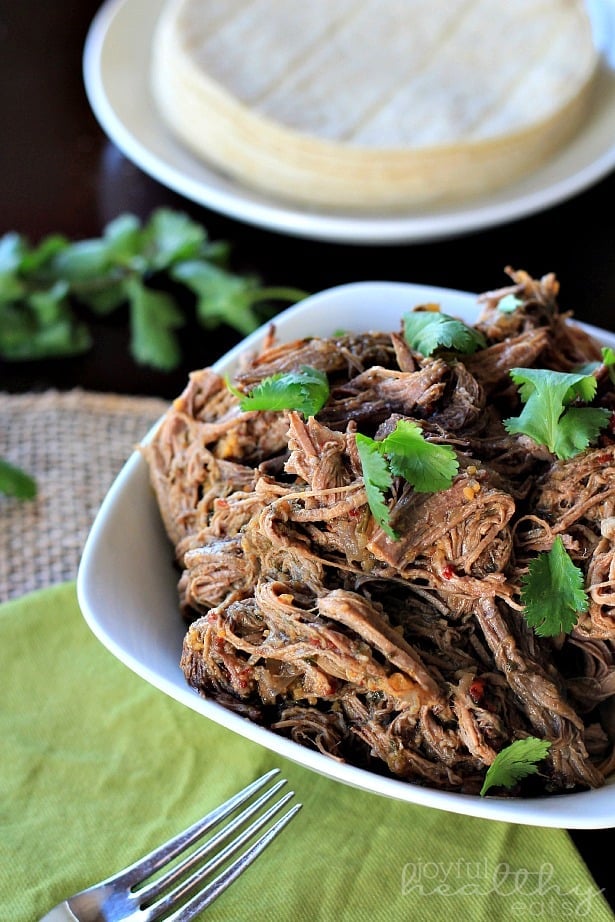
83;0;615;245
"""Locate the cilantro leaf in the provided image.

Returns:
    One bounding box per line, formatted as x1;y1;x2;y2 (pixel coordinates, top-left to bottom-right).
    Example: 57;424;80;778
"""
141;208;207;271
513;367;597;405
126;277;184;371
520;536;588;637
480;738;551;796
53;237;122;284
173;259;306;336
0;458;37;500
382;420;459;492
101;213;144;266
0;231;65;277
0;233;27;302
230;366;329;416
504;367;610;460
355;433;397;540
0;231;25;271
601;346;615;386
0;281;91;360
554;407;614;458
356;420;458;538
172;261;264;335
403;310;486;356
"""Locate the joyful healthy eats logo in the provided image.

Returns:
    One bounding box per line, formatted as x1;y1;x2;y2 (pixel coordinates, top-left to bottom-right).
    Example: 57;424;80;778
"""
401;859;604;917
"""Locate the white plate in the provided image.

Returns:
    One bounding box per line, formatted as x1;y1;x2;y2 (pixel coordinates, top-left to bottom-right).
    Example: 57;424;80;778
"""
83;0;615;246
77;280;615;828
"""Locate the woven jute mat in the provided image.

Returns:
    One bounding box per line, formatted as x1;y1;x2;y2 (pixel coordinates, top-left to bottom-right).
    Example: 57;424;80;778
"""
0;389;169;601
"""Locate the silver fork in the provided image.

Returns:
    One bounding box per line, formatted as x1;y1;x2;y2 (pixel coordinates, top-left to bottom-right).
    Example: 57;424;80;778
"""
40;769;301;921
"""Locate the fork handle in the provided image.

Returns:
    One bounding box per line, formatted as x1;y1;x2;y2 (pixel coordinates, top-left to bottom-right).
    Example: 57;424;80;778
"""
39;902;79;921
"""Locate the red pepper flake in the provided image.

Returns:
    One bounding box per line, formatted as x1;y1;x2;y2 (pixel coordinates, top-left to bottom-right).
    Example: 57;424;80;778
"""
215;498;230;508
469;678;485;704
309;637;337;651
237;669;251;690
349;508;362;518
595;452;613;464
442;564;455;580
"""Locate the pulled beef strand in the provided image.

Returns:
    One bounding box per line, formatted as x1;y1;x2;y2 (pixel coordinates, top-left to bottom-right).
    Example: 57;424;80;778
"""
145;271;615;797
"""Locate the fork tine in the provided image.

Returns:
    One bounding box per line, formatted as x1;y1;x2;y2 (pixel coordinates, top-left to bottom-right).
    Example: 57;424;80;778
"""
137;779;290;904
146;792;301;921
115;769;281;888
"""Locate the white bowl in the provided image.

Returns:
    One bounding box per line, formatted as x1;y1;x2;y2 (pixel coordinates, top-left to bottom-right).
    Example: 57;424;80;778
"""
77;281;615;828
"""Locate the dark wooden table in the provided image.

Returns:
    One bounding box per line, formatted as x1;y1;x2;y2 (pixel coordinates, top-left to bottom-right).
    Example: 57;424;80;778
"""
2;1;615;909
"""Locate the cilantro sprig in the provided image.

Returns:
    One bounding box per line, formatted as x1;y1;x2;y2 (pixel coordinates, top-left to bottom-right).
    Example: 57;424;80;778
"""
520;536;588;637
504;367;610;460
356;420;459;539
480;737;551;796
403;309;486;356
0;210;306;371
228;366;330;416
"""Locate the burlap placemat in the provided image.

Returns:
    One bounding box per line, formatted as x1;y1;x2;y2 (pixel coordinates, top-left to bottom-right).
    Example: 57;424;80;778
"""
0;389;169;601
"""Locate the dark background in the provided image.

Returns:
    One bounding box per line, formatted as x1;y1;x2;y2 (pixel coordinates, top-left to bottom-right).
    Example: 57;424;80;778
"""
2;2;614;908
2;2;614;401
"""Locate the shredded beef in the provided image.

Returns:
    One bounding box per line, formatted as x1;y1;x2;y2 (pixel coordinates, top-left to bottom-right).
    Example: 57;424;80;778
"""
146;269;615;797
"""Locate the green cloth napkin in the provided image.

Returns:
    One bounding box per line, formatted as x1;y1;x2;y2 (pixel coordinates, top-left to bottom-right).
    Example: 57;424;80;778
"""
2;584;613;922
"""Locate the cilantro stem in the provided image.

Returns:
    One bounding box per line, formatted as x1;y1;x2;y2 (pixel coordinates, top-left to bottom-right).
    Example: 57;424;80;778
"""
250;286;309;303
